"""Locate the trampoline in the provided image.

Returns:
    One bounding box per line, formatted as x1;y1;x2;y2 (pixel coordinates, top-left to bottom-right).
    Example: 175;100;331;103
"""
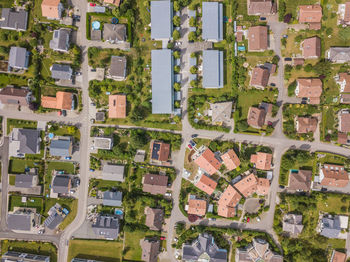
92;21;101;30
111;17;119;24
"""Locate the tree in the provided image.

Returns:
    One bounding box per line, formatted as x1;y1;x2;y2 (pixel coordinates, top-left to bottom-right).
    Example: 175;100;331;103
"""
190;80;198;88
278;0;286;21
189;17;196;27
188;32;197;42
130;129;149;148
173;30;180;41
173;1;180;11
236;120;249;131
313;60;331;77
304;63;313;72
174;65;180;73
173;51;180;59
174;82;181;91
288;81;297;97
173;16;181;27
190;66;198;74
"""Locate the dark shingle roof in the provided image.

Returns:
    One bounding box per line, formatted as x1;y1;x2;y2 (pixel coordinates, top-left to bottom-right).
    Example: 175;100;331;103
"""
0;9;28;31
15;174;35;188
52;176;70;194
7;213;32;231
51;64;72;80
9;47;29;69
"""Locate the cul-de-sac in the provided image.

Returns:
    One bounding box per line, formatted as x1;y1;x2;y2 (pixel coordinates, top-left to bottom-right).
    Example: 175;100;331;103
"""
1;0;350;261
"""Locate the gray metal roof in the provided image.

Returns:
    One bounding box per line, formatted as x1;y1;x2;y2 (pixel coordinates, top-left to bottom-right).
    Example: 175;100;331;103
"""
9;47;29;69
11;128;40;155
51;64;72;80
92;215;119;239
109;56;127;78
50;29;70;52
15;174;35;188
203;50;224;88
202;2;223;42
103;24;126;42
151;49;174;114
102;164;125;182
50;139;71;157
102;191;123;207
151;0;173;40
44;212;64;230
52;176;70;194
321;216;341;238
182;233;227;262
7;213;32;231
328;47;350;63
0;8;28;31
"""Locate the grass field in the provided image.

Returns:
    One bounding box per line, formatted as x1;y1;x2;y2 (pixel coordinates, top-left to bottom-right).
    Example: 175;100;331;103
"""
68;239;123;262
0;240;57;262
8;159;38;174
8;195;44;213
7;119;37;135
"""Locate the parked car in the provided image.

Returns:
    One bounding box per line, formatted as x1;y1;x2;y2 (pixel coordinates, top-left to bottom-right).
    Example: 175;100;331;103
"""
160;236;166;240
279;185;285;189
58;111;62;116
89;169;95;172
89;3;96;6
284;57;292;61
247;217;250;223
260;17;266;21
209;218;216;221
191;134;198;138
270;83;276;87
187;144;192;150
62;110;67;117
65;156;72;160
189;140;196;147
321;188;328;192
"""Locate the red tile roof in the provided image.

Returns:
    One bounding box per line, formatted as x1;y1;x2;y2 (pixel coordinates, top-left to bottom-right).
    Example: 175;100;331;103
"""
41;91;72;110
41;0;61;19
250;152;272;170
247;107;266;129
195;175;217;195
288;170;312;191
248;26;268;51
331;250;347;262
299;5;322;23
340;112;350;133
193;148;221;175
188;199;207;216
337;73;350;93
218;185;241;217
234;173;258;198
320;164;349;187
296;117;318;134
250;67;270;88
256;178;270;195
221;149;241;171
344;2;350;22
142;174;168;195
296;78;322;104
108;94;126;118
302;37;321;58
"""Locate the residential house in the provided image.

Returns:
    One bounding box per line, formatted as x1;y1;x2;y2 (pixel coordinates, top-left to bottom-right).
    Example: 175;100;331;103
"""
102;164;125;182
257;177;270;195
203;50;224;88
151;49;174;114
209;101;232;126
301;36;321;59
298;5;322;29
143;174;168;195
44;203;68;230
295;78;323;104
104;0;121;6
187;198;207;217
221;149;240;171
247;107;266;129
233;173;257;197
288;170;312;192
150;0;173;40
283;214;304;236
235;238;283;262
134;149;146;163
330;250;347;262
327;47;350;63
338;2;350;25
93;137;113;150
102;191;123;207
103;24;126;43
340;93;350;104
248;0;276;15
107;56;127;81
140;239;160;262
202;2;223;42
218;185;242;218
250;152;273;170
335;73;350;93
250;67;270;89
320;215;348;238
15;173;38;188
7;208;40;232
9;47;30;70
41;0;63;20
338;132;349;144
192;146;221;175
0;86;32;107
150;140;170;164
50;64;73;80
248;26;268;52
9;128;40;157
319;164;349;187
182;233;228;262
195;174;218;195
2;252;50;262
50;28;70;52
108;94;126;118
49;137;72;157
92;215;120;240
52;175;71;196
0;9;28;31
41;91;74;110
296;116;318;134
339;111;350;133
145;207;164;231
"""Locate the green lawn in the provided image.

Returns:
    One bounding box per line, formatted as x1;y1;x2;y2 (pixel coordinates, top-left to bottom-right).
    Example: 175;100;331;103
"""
124;229;160;261
8;195;44;213
8;159;38;174
43;198;78;230
9;175;15;186
0;240;57;262
67;239;123;262
7;119;37;135
284;0;318;18
317;152;348;166
48;124;81;141
44;161;75;196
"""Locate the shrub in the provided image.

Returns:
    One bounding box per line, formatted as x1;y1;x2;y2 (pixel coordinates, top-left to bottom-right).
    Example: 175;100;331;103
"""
304;64;313;72
288;81;297;97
